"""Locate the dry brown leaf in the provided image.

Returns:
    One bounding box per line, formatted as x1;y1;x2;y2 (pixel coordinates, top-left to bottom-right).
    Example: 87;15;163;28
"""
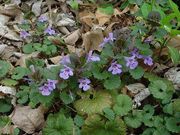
32;0;43;16
95;10;111;26
164;67;180;90
0;125;17;135
56;13;76;27
79;11;95;27
64;29;81;45
0;85;16;96
50;56;62;64
11;105;45;134
82;30;104;52
125;83;146;94
67;45;84;57
15;52;39;67
133;88;150;108
113;7;129;17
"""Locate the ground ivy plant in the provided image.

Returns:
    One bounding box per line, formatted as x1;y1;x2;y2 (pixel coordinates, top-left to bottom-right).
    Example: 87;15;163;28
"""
0;0;180;134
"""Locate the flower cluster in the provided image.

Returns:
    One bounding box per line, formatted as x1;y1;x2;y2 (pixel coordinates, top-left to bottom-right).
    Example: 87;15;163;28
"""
100;32;116;48
19;16;56;39
39;79;58;96
87;50;100;62
78;78;91;91
108;61;122;75
59;66;74;80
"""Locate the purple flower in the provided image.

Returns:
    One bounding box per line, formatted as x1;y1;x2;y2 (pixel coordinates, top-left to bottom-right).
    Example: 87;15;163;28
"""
59;66;73;80
87;50;100;62
108;61;122;75
39;84;51;96
47;79;58;91
108;32;116;42
99;32;116;48
20;30;30;39
143;56;153;66
60;55;71;65
44;26;56;35
131;48;143;59
125;56;138;69
38;15;48;23
78;78;91;91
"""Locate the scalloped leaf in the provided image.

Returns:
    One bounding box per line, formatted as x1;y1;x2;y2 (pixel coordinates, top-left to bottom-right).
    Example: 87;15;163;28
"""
43;113;74;135
74;91;112;115
165;117;180;133
124;110;142;128
0;60;11;78
81;115;126;135
103;75;121;90
113;94;132;116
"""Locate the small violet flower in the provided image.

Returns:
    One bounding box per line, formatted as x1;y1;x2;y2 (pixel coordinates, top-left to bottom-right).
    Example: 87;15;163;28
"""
59;66;73;80
87;50;100;62
108;61;122;75
39;84;51;96
47;79;58;90
20;30;30;39
44;26;56;35
78;78;91;91
125;56;138;69
130;48;143;59
60;55;71;65
143;56;153;66
38;15;48;23
100;32;116;48
39;79;57;96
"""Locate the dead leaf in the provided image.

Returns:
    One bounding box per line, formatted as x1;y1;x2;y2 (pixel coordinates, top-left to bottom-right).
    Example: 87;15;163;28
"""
11;105;45;134
125;83;146;94
67;45;84;57
50;56;61;64
64;29;81;45
32;0;43;16
82;30;104;52
15;52;39;67
133;88;150;108
0;85;16;96
113;7;129;17
56;13;76;27
95;10;111;26
164;67;180;90
79;11;95;27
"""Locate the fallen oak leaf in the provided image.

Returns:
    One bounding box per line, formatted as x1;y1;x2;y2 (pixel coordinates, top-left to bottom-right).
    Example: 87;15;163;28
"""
11;105;45;134
95;9;111;26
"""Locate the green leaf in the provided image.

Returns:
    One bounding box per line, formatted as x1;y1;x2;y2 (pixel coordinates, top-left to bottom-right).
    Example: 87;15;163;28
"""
167;46;180;65
23;43;35;54
98;4;114;15
173;99;180;112
0;98;12;113
165;117;180;133
153;127;170;135
0;116;10;127
124;110;142;128
104;75;121;90
0;60;11;78
70;0;79;10
43;113;74;135
74;115;84;127
92;66;109;80
142;105;154;119
130;66;144;79
74;91;112;115
0;79;18;86
141;3;151;18
148;80;167;99
81;115;126;135
103;107;115;121
11;67;31;80
142;128;156;135
153;116;164;128
60;91;74;104
113;94;133;116
16;86;29;104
